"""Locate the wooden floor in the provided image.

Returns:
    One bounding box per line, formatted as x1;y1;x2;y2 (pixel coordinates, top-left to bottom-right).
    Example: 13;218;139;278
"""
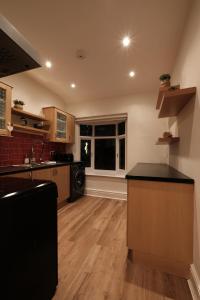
53;196;192;300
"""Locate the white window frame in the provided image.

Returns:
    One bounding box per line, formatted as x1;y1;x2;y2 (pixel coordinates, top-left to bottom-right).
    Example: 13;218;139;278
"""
79;121;126;173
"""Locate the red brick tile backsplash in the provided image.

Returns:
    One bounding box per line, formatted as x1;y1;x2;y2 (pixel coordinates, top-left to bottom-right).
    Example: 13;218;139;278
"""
0;132;66;166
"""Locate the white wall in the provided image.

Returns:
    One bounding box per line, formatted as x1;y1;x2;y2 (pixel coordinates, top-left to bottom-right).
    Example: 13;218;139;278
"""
2;73;65;115
169;0;200;278
66;92;169;199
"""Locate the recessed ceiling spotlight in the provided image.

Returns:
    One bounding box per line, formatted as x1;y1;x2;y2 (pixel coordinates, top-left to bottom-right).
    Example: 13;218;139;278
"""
70;83;76;88
122;36;131;47
129;70;135;78
45;61;52;68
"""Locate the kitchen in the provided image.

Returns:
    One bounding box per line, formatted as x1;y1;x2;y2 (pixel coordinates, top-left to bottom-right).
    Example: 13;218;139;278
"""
0;0;200;299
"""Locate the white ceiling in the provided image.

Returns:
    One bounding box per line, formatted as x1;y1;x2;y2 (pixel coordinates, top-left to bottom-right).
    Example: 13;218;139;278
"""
0;0;192;103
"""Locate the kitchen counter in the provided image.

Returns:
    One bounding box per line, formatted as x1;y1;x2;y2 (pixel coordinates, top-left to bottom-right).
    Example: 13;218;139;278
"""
126;163;194;184
0;161;81;176
0;177;56;198
126;162;194;278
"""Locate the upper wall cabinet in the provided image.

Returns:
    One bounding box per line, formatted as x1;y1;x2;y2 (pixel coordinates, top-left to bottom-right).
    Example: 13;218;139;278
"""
0;82;12;136
66;113;75;144
43;106;75;143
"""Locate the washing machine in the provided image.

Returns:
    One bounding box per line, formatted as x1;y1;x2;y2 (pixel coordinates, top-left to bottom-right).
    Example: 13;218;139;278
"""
68;162;85;202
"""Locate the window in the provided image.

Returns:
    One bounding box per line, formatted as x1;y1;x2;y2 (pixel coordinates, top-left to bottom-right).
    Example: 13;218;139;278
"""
80;121;126;171
80;125;92;136
80;140;91;167
95;124;116;136
95;139;116;170
119;138;125;170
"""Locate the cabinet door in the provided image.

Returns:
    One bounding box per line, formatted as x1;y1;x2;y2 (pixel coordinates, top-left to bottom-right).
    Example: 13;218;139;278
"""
2;171;32;179
127;179;193;276
52;166;70;204
55;110;67;143
66;113;75;143
0;82;11;136
42;107;56;142
32;168;51;180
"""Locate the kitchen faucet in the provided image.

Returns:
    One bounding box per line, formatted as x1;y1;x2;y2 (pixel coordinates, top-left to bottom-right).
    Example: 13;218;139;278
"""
30;145;36;163
29;141;46;164
40;142;45;162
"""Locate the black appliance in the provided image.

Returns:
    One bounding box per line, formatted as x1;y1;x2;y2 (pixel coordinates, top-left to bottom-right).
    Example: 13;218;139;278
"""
0;177;58;300
52;151;74;163
0;15;41;78
68;162;85;202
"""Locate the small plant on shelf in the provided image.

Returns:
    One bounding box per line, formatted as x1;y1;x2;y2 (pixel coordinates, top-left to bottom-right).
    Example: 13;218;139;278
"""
159;73;171;88
13;99;25;110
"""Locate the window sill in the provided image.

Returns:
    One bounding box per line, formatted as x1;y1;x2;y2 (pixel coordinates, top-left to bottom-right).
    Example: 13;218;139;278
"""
85;169;126;179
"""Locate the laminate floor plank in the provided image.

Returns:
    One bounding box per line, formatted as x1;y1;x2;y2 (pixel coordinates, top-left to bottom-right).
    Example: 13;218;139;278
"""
53;196;192;300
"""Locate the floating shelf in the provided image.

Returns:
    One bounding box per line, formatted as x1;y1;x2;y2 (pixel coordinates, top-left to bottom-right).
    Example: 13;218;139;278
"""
13;124;49;136
158;87;196;118
156;137;180;145
156;87;170;110
12;107;48;122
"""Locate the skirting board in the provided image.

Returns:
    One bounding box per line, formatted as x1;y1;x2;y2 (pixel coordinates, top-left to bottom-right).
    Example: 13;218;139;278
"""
85;188;127;200
188;264;200;299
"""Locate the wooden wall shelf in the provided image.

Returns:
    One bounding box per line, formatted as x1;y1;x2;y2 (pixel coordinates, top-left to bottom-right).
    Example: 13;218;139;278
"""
12;107;48;122
156;87;170;110
156;137;180;145
158;87;196;118
13;124;49;136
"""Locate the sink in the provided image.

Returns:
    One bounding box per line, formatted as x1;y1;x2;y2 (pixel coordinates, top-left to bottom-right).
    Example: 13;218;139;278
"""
12;161;57;168
40;161;57;165
30;162;44;167
12;163;44;168
12;164;32;168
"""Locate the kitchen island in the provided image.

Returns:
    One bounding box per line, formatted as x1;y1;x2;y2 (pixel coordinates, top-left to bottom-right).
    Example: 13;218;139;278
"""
126;163;194;278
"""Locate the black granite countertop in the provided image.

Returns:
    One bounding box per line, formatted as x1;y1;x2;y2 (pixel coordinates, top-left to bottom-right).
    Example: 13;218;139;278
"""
0;161;82;176
126;163;194;184
0;177;56;199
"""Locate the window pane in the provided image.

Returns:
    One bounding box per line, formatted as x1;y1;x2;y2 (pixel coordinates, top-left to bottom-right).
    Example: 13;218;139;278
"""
119;138;125;170
56;112;66;139
118;122;125;135
80;125;92;136
95;124;116;136
95;139;116;170
81;140;91;167
0;87;6;129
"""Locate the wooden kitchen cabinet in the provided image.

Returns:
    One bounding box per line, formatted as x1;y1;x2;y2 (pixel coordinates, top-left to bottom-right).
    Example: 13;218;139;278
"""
2;171;32;179
32;168;51;180
42;106;75;143
0;82;12;136
52;166;70;206
66;113;75;143
127;179;194;278
32;166;70;208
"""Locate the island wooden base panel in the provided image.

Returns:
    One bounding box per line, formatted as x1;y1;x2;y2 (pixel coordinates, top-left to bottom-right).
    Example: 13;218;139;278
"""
127;180;193;279
129;250;190;279
53;196;192;300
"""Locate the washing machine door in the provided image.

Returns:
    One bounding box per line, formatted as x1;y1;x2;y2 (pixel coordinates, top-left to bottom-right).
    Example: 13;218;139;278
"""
74;169;85;192
70;164;85;201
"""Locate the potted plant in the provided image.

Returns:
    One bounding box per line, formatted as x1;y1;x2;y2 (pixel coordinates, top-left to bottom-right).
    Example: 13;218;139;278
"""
159;73;171;88
13;100;25;110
